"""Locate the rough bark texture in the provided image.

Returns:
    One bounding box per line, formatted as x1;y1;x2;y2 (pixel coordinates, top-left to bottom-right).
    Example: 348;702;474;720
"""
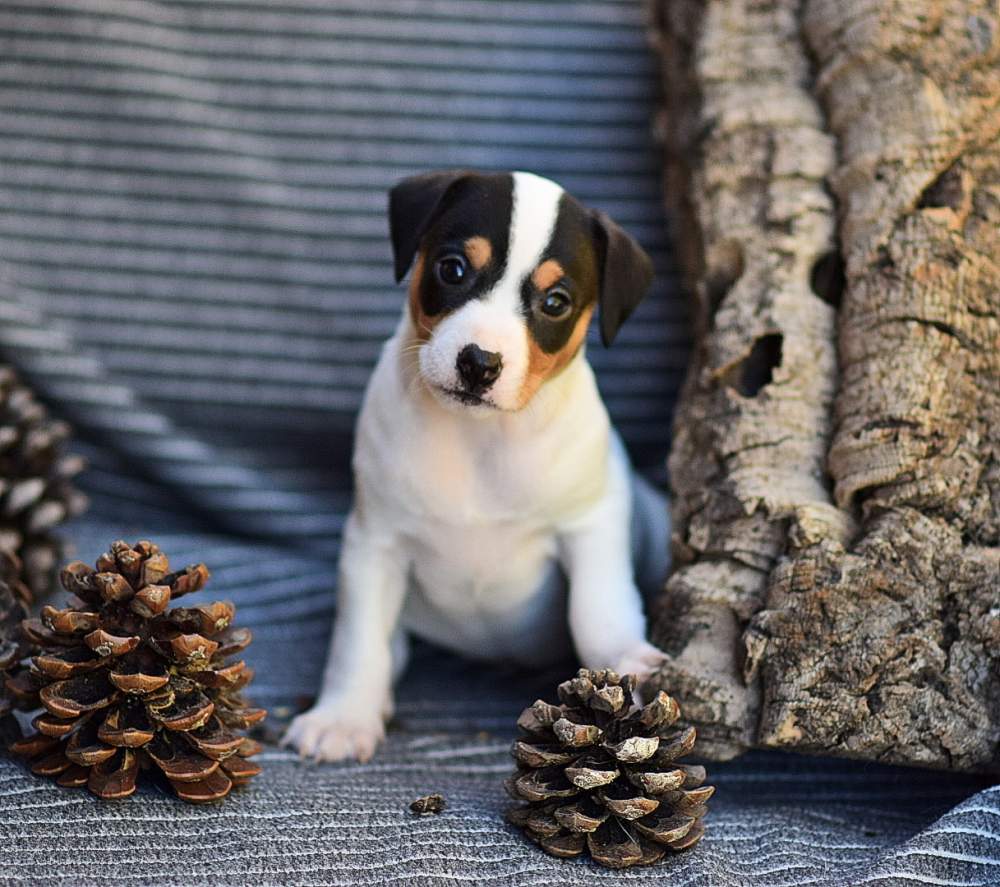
652;0;1000;771
650;0;846;759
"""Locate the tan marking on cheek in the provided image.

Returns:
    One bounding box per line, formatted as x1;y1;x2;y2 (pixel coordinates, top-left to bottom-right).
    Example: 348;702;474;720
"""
518;306;594;408
531;259;566;292
464;236;492;271
408;254;440;342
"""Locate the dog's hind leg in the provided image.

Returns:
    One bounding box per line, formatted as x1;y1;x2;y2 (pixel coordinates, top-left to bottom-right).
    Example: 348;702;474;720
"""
390;625;410;685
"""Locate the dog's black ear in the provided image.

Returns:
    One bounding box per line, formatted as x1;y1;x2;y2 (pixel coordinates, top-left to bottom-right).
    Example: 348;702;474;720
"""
389;170;468;282
591;210;655;346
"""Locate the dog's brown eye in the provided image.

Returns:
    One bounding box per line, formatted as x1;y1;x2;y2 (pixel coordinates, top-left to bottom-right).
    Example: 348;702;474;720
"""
436;254;468;286
540;289;572;318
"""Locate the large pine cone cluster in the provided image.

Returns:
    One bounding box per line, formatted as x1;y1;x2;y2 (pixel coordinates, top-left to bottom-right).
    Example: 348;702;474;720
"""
0;367;87;598
505;669;713;869
0;552;31;726
9;540;265;803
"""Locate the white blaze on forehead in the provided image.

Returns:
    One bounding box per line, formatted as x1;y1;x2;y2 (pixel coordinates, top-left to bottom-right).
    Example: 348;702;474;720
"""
497;172;564;303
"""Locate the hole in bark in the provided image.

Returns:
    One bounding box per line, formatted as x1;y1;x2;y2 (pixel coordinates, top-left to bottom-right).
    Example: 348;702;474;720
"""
918;164;964;210
866;692;883;716
810;251;845;309
722;333;784;397
653;592;693;658
941;614;960;650
821;470;835;498
704;240;745;321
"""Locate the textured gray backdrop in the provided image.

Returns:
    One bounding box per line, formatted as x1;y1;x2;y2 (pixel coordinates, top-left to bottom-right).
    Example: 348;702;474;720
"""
0;2;996;885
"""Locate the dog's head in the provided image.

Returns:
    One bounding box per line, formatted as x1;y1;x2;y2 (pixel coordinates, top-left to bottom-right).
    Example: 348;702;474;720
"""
389;170;654;413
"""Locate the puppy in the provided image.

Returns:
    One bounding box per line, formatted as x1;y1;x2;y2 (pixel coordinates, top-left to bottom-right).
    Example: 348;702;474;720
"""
284;170;671;762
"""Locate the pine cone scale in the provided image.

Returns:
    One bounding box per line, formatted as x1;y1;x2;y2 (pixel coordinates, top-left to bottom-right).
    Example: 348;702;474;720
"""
565;753;618;789
41;606;99;635
4;478;47;517
654;725;698;763
33;712;79;738
147;734;220;782
170;768;232;803
512;739;574;768
540;831;587;859
26;501;68;534
88;748;139;800
628;765;686;794
0;639;19;671
64;716;115;763
195;659;250;689
586;821;644;869
553;797;608;832
86;629;141;658
633;810;696;844
41;673;121;717
98;703;155;747
552;717;601;747
184;716;244;760
664;785;715;811
668;821;705;851
108;659;170;694
22;618;77;648
219;752;261;783
34;647;105;679
57;764;89;788
606;734;659;763
215;700;265;730
599;782;660;820
10;732;59;758
32;749;73;777
5;669;42;707
214;627;252;658
131;585;171;618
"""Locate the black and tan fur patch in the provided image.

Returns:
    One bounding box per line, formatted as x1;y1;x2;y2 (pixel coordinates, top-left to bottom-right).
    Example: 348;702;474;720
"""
514;193;601;402
406;174;515;326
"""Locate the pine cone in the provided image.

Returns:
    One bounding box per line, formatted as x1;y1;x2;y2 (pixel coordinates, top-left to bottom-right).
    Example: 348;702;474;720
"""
0;367;88;599
9;540;265;803
0;552;32;726
505;668;713;869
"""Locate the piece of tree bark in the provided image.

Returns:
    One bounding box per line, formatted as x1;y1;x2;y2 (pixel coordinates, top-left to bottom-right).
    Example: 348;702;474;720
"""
652;0;1000;771
650;0;846;760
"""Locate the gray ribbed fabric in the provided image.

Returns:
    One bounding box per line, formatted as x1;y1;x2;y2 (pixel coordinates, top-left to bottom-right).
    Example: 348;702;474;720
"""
0;3;996;886
0;0;686;553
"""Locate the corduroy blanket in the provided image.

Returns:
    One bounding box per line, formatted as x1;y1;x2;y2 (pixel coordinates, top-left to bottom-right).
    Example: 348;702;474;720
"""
0;3;996;885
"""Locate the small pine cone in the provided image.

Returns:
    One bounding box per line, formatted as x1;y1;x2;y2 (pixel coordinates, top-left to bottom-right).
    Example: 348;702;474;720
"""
0;552;33;725
505;668;713;869
0;367;88;599
10;540;266;803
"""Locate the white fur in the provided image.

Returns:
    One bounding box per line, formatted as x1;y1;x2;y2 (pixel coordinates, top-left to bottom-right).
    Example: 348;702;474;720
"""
283;173;670;763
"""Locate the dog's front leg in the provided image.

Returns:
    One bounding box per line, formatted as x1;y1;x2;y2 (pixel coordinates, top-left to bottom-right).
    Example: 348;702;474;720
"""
559;495;668;687
283;510;407;762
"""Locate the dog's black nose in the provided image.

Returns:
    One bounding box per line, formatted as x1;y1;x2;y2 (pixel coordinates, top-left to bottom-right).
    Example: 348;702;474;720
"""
456;344;503;392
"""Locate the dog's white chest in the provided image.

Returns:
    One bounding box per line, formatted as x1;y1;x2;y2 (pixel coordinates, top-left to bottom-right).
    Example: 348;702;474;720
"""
352;335;611;660
400;517;570;662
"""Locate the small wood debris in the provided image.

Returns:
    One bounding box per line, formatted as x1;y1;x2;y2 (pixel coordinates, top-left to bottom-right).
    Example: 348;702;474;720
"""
409;793;446;815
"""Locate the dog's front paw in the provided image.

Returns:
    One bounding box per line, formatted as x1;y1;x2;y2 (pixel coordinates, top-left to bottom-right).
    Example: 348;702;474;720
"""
282;701;385;763
614;640;670;687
